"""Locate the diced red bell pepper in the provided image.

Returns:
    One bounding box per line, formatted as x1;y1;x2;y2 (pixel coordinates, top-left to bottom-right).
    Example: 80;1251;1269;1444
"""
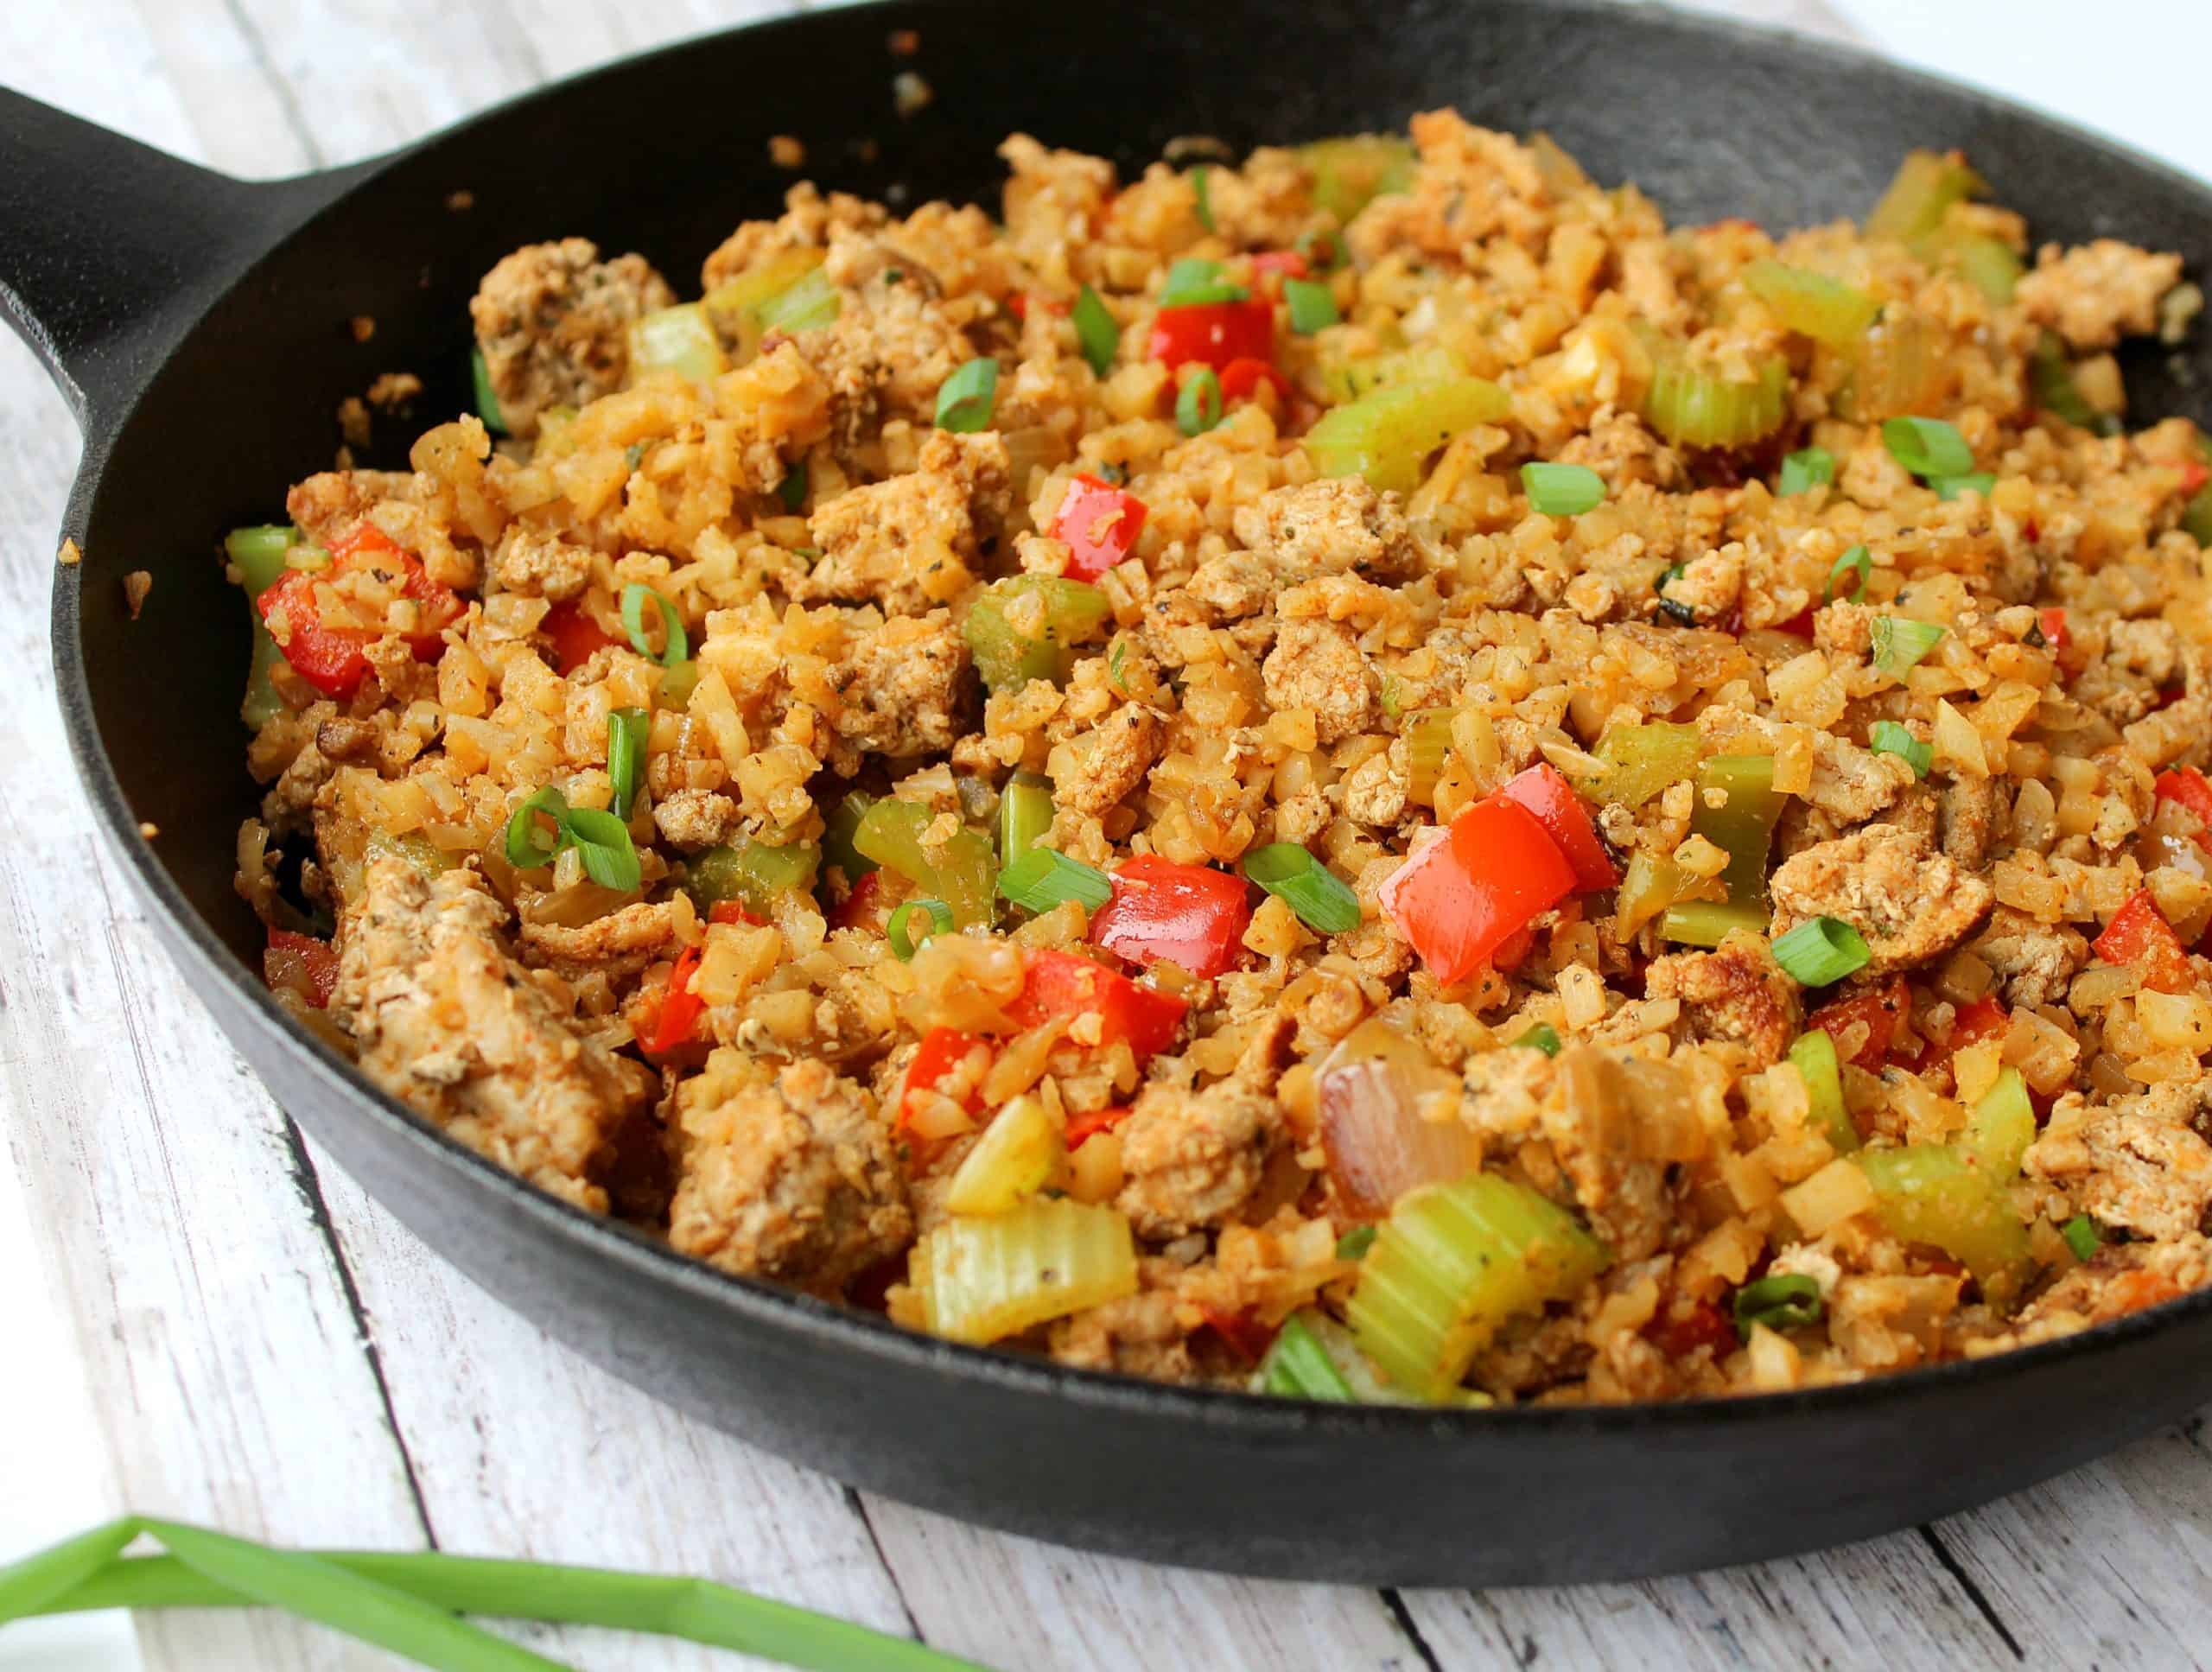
264;928;340;1009
1089;855;1252;980
1007;292;1071;323
1489;922;1538;974
1645;1299;1737;1361
2093;889;2196;995
827;868;887;931
709;900;767;927
1248;250;1310;290
2037;607;2070;658
1198;1304;1278;1364
543;600;619;675
898;1026;992;1136
1377;798;1576;987
644;944;706;1056
1052;474;1149;580
1218;357;1291;405
1773;607;1817;640
2156;767;2212;851
1945;995;2009;1060
1148;299;1274;371
1065;1104;1135;1149
1805;975;1910;1071
256;526;461;698
1007;948;1188;1060
1495;764;1617;893
2182;460;2210;498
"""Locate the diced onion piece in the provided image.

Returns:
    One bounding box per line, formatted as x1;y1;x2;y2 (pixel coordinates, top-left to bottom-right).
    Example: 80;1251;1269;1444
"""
626;302;725;385
912;1198;1138;1345
1742;261;1881;347
1781;1155;1878;1237
1318;1020;1480;1218
1345;1173;1609;1402
944;1096;1067;1216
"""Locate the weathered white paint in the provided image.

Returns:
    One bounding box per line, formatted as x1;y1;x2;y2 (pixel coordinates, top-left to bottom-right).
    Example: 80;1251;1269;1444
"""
5;3;2211;1668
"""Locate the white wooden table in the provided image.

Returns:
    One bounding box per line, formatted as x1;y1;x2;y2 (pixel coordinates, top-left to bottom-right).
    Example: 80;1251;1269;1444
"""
5;2;2210;1667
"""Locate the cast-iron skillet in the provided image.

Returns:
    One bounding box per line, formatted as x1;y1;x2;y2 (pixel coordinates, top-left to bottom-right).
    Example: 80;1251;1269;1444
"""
7;0;2210;1586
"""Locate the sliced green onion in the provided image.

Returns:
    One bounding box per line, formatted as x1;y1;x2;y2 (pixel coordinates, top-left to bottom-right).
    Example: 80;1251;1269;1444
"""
887;899;956;960
1243;842;1361;933
1259;1313;1356;1402
3;1514;988;1672
1866;719;1932;778
620;584;689;666
1732;1273;1823;1338
1787;1028;1858;1154
1190;166;1215;233
1932;472;1994;500
607;706;650;819
470;346;506;435
1778;447;1834;497
1335;1224;1377;1261
935;358;1000;432
1881;415;1974;480
2062;1213;2101;1262
1284;277;1339;334
996;848;1113;912
1158;257;1249;307
1072;284;1118;378
1825;543;1871;604
1521;461;1605;517
1177;367;1224;436
776;463;807;512
562;806;642;893
999;771;1055;865
1872;615;1946;676
504;786;569;869
1771;916;1872;986
1513;1022;1563;1057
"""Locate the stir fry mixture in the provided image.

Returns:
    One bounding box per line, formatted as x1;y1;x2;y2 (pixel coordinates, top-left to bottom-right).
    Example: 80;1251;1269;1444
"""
229;112;2212;1405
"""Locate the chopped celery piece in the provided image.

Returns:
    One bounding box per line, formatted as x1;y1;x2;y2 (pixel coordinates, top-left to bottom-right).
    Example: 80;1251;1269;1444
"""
2031;331;2119;435
1961;1066;2036;1182
626;302;725;384
1846;308;1948;422
1345;1173;1608;1402
823;791;879;882
963;576;1111;692
1787;1028;1858;1153
1659;900;1767;948
1592;720;1702;810
365;828;454;877
658;658;701;710
1617;849;1691;939
944;1096;1066;1216
853;798;996;927
1402;707;1464;804
1643;348;1789;449
1300;134;1416;222
999;771;1055;864
1693;753;1785;912
2062;1214;2101;1262
1261;1313;1357;1402
1923;228;2023;305
1858;1143;2030;1301
2188;480;2212;548
225;525;297;596
240;624;286;728
1742;261;1881;347
912;1198;1138;1345
754;267;840;334
1319;345;1465;404
1865;149;1986;245
1304;377;1512;493
683;839;820;918
702;248;837;364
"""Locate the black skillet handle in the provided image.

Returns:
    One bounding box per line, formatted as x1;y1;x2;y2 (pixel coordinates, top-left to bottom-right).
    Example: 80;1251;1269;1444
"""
0;86;362;429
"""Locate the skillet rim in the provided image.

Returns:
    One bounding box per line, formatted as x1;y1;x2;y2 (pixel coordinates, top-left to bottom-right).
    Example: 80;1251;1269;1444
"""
48;0;2212;1442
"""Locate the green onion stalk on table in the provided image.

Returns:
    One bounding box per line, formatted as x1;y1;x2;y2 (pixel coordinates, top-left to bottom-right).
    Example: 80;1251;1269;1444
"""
0;1516;994;1670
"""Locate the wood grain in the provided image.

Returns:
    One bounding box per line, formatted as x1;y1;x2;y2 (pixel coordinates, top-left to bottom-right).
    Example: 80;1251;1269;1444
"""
5;2;2212;1668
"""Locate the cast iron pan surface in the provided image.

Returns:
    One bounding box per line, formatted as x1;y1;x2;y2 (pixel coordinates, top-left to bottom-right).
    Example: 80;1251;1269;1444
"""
8;0;2212;1586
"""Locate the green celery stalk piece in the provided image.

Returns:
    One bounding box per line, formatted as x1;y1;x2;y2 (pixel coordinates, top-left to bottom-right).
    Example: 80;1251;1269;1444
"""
1592;721;1702;811
1659;899;1768;948
1858;1145;2030;1303
1692;753;1786;910
1303;377;1511;493
683;840;820;917
853;799;995;927
1961;1066;2036;1182
1787;1028;1858;1153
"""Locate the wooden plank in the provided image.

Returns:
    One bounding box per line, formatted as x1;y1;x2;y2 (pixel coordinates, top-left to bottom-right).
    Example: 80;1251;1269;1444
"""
858;1503;1427;1672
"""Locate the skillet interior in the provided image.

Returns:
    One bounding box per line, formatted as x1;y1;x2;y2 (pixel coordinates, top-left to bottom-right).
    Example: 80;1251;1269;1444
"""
43;0;2212;1583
